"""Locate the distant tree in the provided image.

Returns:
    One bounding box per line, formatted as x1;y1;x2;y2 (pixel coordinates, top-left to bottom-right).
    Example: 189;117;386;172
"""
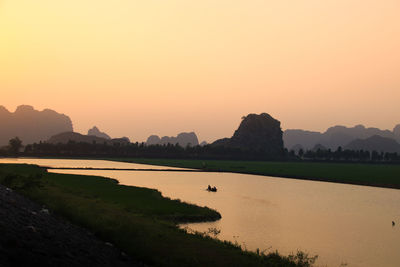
24;144;33;153
9;137;22;154
371;150;380;161
298;148;304;158
288;149;296;158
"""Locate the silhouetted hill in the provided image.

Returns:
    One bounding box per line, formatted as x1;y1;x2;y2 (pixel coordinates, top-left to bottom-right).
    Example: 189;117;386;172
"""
211;138;230;147
345;135;400;153
48;132;130;145
312;144;328;152
146;132;199;147
394;124;400;142
0;105;73;146
325;125;393;139
290;144;304;154
284;124;399;151
112;137;131;144
212;113;284;156
283;130;322;151
48;132;108;144
323;125;393;149
88;126;111;140
175;132;199;147
146;135;161;145
199;141;208;146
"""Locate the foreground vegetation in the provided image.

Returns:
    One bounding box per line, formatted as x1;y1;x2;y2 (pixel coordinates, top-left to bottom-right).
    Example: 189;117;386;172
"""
110;158;400;189
0;163;317;267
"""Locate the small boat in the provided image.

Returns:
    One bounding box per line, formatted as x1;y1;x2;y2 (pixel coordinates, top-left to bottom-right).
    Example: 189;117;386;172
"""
207;185;217;192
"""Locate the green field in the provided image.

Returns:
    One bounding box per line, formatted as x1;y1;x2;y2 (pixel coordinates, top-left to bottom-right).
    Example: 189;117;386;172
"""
0;163;316;267
110;158;400;189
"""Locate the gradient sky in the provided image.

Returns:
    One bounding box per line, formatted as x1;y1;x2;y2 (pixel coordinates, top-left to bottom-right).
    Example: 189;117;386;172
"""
1;0;399;142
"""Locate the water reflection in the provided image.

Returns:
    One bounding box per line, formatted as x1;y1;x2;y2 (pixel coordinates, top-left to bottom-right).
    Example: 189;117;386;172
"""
1;158;399;267
0;157;185;170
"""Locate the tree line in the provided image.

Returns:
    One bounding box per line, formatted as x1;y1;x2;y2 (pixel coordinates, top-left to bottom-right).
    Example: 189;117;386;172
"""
289;146;400;162
1;137;400;163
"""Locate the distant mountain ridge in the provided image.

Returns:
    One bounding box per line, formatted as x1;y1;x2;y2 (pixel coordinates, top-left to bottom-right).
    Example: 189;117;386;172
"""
146;132;199;147
3;104;398;155
345;135;400;153
88;126;111;140
0;105;73;146
47;132;130;145
284;124;400;152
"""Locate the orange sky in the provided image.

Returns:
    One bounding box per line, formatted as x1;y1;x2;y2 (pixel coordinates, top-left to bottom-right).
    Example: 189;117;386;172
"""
1;0;399;142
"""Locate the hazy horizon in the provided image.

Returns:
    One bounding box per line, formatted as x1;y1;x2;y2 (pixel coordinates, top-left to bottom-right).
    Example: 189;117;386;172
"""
1;1;399;142
2;104;399;144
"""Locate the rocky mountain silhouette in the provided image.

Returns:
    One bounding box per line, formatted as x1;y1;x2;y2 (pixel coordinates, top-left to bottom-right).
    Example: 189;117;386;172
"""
284;124;400;151
283;130;322;151
146;135;161;145
199;141;208;146
47;132;130;145
345;135;400;153
312;144;328;152
146;132;199;147
0;105;73;146
212;138;230;146
212;113;284;156
394;124;400;142
88;126;111;140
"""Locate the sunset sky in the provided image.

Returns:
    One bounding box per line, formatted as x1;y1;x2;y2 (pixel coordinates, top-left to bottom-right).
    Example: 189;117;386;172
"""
1;0;399;142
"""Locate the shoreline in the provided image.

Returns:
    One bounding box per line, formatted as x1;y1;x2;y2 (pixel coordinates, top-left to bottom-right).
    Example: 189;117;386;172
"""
49;165;400;190
1;163;312;266
2;156;399;190
0;183;143;267
107;158;400;190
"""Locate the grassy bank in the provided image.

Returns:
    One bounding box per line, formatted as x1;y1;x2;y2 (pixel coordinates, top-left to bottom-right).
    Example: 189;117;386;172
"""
109;158;400;189
0;163;316;267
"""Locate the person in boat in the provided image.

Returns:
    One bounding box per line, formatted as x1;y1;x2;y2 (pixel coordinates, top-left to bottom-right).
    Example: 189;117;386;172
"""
207;185;217;192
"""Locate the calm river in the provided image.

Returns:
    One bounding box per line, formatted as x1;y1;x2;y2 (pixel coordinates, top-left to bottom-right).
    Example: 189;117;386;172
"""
2;158;400;267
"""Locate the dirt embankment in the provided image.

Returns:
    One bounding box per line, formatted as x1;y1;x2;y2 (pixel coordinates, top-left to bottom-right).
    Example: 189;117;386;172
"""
0;184;145;267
